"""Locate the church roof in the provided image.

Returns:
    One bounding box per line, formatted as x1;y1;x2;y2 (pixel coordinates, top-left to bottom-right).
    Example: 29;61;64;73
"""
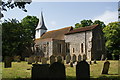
35;26;73;42
36;12;47;30
65;24;99;35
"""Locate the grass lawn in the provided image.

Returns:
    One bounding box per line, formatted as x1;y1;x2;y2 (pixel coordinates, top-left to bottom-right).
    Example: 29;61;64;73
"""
1;60;120;80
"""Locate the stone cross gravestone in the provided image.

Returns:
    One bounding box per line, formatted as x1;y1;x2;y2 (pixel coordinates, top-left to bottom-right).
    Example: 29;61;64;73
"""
32;64;49;80
76;61;90;80
4;56;12;68
72;54;76;63
83;54;87;61
57;56;62;63
41;57;47;64
102;60;110;74
50;55;56;64
78;54;82;62
49;62;66;80
66;54;71;64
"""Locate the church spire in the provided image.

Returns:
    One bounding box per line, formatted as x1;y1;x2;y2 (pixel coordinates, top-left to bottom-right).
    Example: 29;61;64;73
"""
36;12;47;30
35;12;47;39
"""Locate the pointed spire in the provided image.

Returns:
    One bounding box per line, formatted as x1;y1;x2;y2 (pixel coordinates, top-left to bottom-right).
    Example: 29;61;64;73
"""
36;11;47;30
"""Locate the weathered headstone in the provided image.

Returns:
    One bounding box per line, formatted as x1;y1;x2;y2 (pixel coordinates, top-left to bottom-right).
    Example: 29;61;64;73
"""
50;55;56;64
76;60;90;80
78;54;82;62
4;56;12;68
72;54;76;63
93;60;97;64
57;56;62;63
34;56;39;64
41;57;47;64
13;56;21;62
101;54;105;61
32;64;49;80
28;56;34;64
102;60;110;74
66;54;71;64
83;54;87;61
49;62;66;80
70;62;73;67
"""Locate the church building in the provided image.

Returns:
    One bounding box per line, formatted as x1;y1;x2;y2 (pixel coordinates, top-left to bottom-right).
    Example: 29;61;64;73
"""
34;12;106;60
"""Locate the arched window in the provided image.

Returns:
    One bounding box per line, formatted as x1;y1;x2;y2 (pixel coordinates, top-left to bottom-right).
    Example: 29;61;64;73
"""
81;43;83;53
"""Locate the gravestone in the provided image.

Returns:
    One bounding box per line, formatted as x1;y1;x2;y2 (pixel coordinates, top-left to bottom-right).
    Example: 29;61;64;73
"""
50;55;56;64
41;57;47;64
4;56;12;68
93;60;97;64
89;61;92;65
32;64;49;80
57;56;62;63
76;61;90;80
49;62;66;80
83;54;87;61
70;62;73;67
28;56;35;64
78;54;82;62
101;54;105;61
13;56;21;62
34;56;39;64
66;54;71;64
72;54;76;63
102;60;110;74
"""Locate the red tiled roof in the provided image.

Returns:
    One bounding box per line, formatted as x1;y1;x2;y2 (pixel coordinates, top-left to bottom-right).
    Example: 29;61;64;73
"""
35;26;73;42
65;24;99;35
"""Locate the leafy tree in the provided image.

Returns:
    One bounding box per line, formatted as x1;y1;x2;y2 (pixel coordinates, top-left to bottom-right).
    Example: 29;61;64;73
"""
1;0;32;18
103;22;120;60
21;16;39;39
93;20;106;29
2;19;23;57
75;19;105;29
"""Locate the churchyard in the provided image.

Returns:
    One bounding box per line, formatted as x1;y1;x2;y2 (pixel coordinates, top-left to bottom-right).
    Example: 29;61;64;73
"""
1;60;120;80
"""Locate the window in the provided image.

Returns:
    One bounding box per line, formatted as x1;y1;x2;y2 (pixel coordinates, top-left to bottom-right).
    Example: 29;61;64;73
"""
81;43;83;53
73;48;75;53
58;43;62;53
66;43;70;53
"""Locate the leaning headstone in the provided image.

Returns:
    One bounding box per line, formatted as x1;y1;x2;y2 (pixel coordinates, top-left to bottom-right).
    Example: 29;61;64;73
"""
83;54;87;61
66;54;71;64
41;57;47;64
78;54;82;62
76;60;90;80
49;62;66;80
57;56;62;63
72;54;76;63
32;64;49;80
50;55;56;64
102;60;110;74
4;56;12;68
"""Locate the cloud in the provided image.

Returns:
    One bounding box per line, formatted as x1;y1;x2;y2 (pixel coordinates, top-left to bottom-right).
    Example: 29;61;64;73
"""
50;21;57;26
93;10;118;25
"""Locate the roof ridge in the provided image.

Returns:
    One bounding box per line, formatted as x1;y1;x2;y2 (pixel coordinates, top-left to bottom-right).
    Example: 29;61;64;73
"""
46;26;73;33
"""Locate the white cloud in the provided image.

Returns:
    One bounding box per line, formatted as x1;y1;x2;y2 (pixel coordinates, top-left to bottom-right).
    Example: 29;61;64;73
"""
50;21;57;26
93;10;118;25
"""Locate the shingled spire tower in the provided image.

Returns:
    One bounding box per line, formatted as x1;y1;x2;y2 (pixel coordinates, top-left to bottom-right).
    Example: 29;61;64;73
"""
35;12;47;39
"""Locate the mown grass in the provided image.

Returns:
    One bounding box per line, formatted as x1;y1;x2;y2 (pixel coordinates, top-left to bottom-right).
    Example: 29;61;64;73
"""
1;60;120;80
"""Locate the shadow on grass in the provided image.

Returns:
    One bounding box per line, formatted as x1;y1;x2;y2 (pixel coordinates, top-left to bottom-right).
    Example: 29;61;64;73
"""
1;76;120;80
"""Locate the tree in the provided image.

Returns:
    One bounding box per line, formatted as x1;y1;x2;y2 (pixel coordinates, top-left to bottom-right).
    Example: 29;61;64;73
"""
1;0;32;18
75;19;105;29
21;16;39;39
2;19;23;57
103;22;120;60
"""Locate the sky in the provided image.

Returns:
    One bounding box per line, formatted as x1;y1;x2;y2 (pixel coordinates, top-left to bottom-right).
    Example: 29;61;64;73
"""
2;2;118;31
